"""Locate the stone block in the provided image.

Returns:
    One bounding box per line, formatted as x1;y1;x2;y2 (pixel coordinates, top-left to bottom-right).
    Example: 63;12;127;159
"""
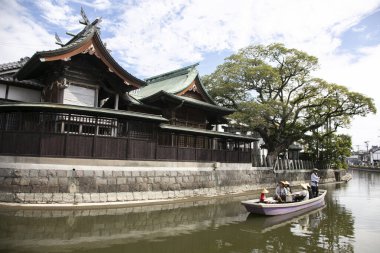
0;168;12;177
42;193;53;203
24;193;35;203
124;171;132;177
27;169;38;178
75;170;84;177
84;170;94;177
48;177;59;186
78;177;97;193
107;184;117;192
0;193;14;202
148;191;156;200
128;183;139;192
117;192;127;201
103;170;113;177
74;193;83;203
107;192;117;202
127;177;135;183
112;171;123;177
118;184;130;192
34;193;44;203
131;171;140;177
52;193;63;203
47;170;57;177
82;193;91;203
96;177;107;185
126;192;134;201
107;178;117;185
37;169;47;177
94;170;103;177
139;183;149;191
62;193;74;203
56;170;67;177
90;193;100;202
58;177;68;186
15;193;24;202
116;177;127;185
133;192;142;200
98;185;108;193
99;193;107;202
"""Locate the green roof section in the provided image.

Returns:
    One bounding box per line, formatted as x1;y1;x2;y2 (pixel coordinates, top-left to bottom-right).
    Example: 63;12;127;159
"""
131;64;199;100
131;63;222;108
0;103;168;122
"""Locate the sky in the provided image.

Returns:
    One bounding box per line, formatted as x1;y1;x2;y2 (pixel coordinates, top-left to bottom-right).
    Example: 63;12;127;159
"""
0;0;380;151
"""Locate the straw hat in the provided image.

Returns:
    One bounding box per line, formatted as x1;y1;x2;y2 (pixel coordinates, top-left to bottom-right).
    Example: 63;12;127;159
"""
301;183;309;190
261;188;269;194
283;181;290;186
313;168;319;171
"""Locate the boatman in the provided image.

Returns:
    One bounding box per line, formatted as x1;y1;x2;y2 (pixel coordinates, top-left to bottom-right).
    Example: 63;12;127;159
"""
310;168;320;198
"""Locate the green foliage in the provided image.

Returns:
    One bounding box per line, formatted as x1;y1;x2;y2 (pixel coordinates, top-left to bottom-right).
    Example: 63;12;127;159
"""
203;43;376;160
302;133;352;169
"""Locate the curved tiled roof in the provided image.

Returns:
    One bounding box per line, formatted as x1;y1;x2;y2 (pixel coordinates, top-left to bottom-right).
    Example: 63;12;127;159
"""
15;19;145;88
133;64;217;105
0;57;29;73
0;57;43;88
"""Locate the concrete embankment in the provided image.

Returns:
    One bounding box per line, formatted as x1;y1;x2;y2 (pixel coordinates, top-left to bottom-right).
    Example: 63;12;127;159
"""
0;156;342;206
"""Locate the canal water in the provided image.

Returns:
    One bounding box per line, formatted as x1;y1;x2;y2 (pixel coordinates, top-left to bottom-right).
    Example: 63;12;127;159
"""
1;169;379;253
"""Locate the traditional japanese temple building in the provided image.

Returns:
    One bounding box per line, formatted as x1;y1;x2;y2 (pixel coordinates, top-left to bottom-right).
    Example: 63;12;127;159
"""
0;14;256;164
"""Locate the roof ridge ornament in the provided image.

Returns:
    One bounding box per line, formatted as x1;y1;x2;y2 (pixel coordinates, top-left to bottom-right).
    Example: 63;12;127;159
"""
80;7;90;25
55;33;64;47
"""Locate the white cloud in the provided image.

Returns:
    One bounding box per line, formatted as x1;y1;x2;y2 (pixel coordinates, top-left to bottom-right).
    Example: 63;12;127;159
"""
0;1;55;63
352;25;367;32
106;0;380;77
34;0;82;31
80;0;112;10
0;0;379;148
317;45;380;148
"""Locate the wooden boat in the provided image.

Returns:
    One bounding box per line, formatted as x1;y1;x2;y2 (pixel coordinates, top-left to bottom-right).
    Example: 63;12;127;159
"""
241;190;327;216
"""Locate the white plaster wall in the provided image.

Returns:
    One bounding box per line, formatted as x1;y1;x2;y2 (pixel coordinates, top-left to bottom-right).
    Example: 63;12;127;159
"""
8;86;40;102
63;84;95;107
0;84;6;98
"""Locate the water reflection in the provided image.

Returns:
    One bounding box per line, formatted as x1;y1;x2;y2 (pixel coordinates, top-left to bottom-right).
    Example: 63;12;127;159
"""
2;170;378;253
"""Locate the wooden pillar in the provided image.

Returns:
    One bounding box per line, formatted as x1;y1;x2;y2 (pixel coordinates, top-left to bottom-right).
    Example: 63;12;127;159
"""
114;94;119;110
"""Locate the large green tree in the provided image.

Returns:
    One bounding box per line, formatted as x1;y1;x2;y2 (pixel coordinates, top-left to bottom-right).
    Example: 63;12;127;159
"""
203;43;376;164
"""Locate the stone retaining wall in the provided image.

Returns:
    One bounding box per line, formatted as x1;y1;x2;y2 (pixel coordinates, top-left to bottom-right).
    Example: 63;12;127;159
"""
0;156;338;204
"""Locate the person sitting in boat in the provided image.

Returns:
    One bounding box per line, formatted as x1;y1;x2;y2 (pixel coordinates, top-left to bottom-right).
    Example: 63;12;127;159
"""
274;181;288;202
283;181;292;194
260;188;269;203
294;183;310;202
310;168;320;198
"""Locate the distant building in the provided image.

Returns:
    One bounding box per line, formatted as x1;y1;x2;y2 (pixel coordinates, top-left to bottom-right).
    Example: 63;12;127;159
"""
370;146;380;166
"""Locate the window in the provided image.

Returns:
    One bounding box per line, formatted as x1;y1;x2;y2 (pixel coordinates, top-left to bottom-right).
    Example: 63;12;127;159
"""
128;121;154;140
158;132;176;146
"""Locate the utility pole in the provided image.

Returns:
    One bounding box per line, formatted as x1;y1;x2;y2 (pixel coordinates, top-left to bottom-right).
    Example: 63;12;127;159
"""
364;141;369;153
364;141;369;165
